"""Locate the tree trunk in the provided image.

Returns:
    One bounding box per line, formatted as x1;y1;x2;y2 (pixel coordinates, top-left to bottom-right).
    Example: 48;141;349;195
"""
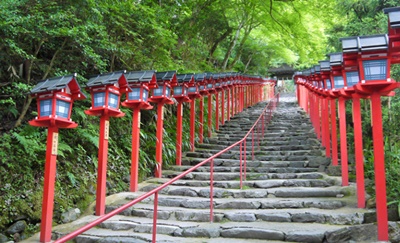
208;28;232;62
14;39;66;128
244;54;253;73
221;20;244;70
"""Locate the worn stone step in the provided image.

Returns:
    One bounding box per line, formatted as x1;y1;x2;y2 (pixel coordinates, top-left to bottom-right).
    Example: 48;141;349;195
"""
104;204;367;225
73;215;355;242
161;170;327;181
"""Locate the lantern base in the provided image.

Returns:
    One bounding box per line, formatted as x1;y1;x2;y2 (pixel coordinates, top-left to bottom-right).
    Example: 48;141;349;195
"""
354;81;399;96
175;97;191;103
339;87;355;98
29;118;78;129
122;101;153;110
85;108;125;117
148;97;174;105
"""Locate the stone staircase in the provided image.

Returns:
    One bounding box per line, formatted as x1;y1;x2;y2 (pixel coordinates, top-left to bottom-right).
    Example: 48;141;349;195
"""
50;94;380;243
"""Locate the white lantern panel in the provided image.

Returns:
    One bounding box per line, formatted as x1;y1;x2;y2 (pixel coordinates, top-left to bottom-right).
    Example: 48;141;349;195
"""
94;92;106;107
40;99;53;117
56;99;70;118
363;60;387;81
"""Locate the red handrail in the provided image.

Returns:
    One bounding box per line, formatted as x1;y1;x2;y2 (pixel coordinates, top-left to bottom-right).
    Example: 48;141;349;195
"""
55;94;279;243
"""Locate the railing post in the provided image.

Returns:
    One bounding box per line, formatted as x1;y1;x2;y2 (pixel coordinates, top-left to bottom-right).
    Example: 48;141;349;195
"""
152;191;159;243
240;142;243;189
244;137;247;180
251;129;255;160
210;158;214;223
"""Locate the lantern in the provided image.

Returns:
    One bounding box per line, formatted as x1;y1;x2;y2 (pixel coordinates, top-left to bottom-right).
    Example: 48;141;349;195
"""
85;70;130;117
29;73;85;128
173;74;190;99
149;71;176;104
122;70;157;110
329;53;344;90
384;7;400;64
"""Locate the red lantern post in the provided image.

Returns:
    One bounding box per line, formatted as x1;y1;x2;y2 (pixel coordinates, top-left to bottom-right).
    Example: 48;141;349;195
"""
206;73;216;137
85;71;131;216
29;74;85;242
150;71;176;178
353;32;398;241
121;70;158;191
196;73;208;144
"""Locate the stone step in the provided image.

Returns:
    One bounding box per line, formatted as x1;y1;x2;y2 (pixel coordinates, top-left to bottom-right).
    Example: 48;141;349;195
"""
134;186;349;202
161;170;327;181
73;215;355;242
196;143;320;151
186;149;323;158
104;204;367;225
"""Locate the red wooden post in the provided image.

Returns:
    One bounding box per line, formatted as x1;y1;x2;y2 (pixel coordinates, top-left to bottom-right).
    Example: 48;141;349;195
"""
324;97;331;157
96;115;110;215
208;94;213;137
227;87;230;121
190;99;196;151
330;98;339;166
155;103;165;178
370;93;388;240
352;95;365;208
176;102;183;165
130;108;141;190
215;91;219;130
199;96;204;144
338;97;349;186
210;158;214;222
40;126;59;242
221;89;225;125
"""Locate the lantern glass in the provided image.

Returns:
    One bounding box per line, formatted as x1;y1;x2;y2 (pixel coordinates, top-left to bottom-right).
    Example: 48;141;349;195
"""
326;79;332;89
128;88;141;100
142;89;148;101
56;99;70;118
108;92;119;109
153;86;164;96
207;84;213;89
165;86;171;97
174;86;183;95
94;92;106;107
200;85;205;90
40;99;53;117
363;59;387;81
333;76;344;88
346;71;359;87
188;87;197;93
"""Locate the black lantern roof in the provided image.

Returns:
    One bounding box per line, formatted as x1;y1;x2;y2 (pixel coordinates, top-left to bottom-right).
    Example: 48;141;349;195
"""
31;73;80;94
204;73;213;80
358;34;388;51
176;73;194;83
156;71;177;82
329;53;343;66
319;60;331;71
314;65;321;74
384;7;400;28
341;36;359;53
125;70;156;83
86;70;126;87
194;73;205;82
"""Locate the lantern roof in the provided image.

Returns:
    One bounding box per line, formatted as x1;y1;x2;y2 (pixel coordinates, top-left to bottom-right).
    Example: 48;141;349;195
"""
319;60;331;71
156;71;177;83
30;73;86;100
86;70;129;89
341;36;359;53
329;53;343;66
314;65;321;74
204;73;213;80
125;70;158;89
176;73;194;83
384;7;400;28
194;73;206;82
358;34;388;52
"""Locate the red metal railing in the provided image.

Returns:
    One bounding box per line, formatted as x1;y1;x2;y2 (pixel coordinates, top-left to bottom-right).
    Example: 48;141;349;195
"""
55;94;279;243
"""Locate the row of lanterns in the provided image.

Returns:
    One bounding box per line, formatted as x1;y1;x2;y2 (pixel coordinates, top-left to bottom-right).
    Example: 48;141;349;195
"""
294;6;400;241
29;70;276;242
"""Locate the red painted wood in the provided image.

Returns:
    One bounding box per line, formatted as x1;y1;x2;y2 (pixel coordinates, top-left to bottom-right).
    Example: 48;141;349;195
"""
130;108;141;191
338;97;349;186
96;116;110;215
352;96;365;208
